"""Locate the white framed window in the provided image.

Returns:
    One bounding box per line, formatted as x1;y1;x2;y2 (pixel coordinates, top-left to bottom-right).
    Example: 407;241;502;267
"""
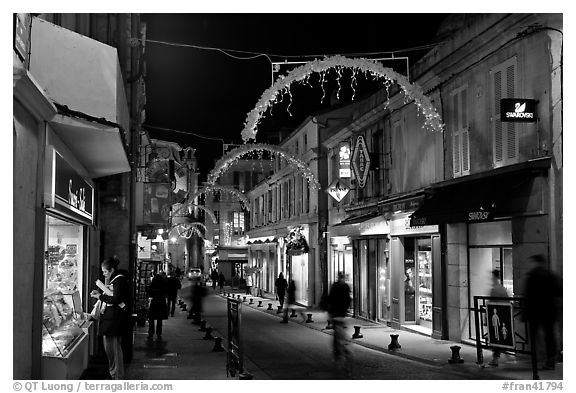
490;57;518;167
451;85;470;177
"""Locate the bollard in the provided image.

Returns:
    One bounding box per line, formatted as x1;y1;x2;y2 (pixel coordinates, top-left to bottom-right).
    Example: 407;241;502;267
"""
305;313;314;323
276;305;283;314
243;296;247;302
448;345;464;364
203;327;214;340
290;309;297;318
249;298;254;305
326;320;334;330
388;334;401;350
352;326;363;339
267;303;273;310
198;320;207;332
212;337;225;352
257;300;263;307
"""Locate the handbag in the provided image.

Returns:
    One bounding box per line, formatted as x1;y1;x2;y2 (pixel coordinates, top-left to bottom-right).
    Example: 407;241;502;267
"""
90;299;107;320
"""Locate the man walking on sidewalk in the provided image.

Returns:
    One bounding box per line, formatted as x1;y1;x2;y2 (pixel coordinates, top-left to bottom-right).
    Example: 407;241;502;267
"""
328;272;352;374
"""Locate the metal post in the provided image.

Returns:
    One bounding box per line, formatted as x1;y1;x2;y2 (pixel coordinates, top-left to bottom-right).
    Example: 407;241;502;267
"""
473;296;484;365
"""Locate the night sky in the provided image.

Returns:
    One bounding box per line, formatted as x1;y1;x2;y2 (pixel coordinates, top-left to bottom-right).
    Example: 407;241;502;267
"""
141;13;449;180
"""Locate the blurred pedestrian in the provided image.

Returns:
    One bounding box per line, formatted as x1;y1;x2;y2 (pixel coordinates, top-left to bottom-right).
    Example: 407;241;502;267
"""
245;274;253;295
211;269;219;290
281;278;304;323
165;270;182;317
218;272;226;294
275;272;288;309
328;272;352;374
90;256;131;379
147;274;168;340
188;279;207;324
488;269;509;366
175;266;182;280
523;254;562;370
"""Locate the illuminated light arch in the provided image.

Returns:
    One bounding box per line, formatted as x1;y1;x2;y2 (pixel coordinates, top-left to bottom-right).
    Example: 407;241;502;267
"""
241;55;444;143
207;143;320;190
169;222;206;240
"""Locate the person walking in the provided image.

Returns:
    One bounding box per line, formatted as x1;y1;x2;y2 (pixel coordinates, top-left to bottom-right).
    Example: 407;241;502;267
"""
275;272;288;309
146;273;168;340
165;270;181;317
218;272;226;294
488;268;509;366
188;279;206;324
245;274;253;295
281;278;301;323
328;272;352;373
523;254;562;370
211;269;219;291
90;256;131;380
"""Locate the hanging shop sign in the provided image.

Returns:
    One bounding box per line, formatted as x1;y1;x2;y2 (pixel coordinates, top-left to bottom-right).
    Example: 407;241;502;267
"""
14;13;31;65
351;135;371;188
500;98;537;122
143;183;172;225
338;142;351;178
44;146;94;225
326;179;350;202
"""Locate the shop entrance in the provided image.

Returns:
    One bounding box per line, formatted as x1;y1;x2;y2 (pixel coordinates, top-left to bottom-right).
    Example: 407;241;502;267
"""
403;237;432;332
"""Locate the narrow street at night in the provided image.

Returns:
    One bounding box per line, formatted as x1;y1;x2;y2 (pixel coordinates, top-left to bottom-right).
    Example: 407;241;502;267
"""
13;10;565;385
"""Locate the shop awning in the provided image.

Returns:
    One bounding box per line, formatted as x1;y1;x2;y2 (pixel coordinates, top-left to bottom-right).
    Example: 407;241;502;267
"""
409;158;550;226
29;18;131;179
330;212;389;237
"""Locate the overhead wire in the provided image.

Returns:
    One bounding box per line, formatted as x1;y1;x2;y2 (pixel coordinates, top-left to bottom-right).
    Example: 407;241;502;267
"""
140;38;443;61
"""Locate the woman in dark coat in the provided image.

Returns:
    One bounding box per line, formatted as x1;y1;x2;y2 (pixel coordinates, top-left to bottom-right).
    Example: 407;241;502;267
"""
90;257;130;380
147;273;169;340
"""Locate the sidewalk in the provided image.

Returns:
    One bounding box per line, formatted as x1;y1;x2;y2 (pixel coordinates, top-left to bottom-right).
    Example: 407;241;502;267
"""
223;287;563;381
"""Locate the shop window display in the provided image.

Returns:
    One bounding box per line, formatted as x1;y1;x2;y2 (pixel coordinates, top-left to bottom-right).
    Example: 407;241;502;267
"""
42;216;87;358
42;291;85;357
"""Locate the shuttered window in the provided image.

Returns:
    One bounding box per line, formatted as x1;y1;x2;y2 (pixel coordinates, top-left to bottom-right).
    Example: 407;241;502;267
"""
451;85;470;177
491;57;518;167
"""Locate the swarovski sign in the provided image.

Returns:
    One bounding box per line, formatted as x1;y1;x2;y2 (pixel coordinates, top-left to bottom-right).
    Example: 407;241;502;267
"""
500;98;537;122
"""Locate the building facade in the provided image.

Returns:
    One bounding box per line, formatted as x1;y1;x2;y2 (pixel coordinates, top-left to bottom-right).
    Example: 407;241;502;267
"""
323;13;562;347
13;14;145;379
245;101;368;306
204;147;273;287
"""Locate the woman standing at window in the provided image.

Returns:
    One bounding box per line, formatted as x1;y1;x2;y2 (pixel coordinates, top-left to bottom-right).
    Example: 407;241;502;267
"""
90;257;130;380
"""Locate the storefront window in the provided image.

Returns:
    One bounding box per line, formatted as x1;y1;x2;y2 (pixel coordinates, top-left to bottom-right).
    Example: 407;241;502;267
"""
417;238;432;327
404;239;416;322
42;215;85;358
44;215;83;294
377;238;390;322
468;221;513;339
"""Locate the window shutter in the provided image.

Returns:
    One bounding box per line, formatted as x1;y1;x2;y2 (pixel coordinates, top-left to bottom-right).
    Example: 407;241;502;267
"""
460;89;470;175
492;57;518;167
452;93;461;176
506;64;517;160
462;127;470;173
493;70;504;164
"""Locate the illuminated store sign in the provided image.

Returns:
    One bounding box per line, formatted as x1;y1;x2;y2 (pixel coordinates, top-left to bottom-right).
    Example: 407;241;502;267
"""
338;142;351;178
45;146;94;224
500;98;537;122
326;179;350;202
351;135;371;188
